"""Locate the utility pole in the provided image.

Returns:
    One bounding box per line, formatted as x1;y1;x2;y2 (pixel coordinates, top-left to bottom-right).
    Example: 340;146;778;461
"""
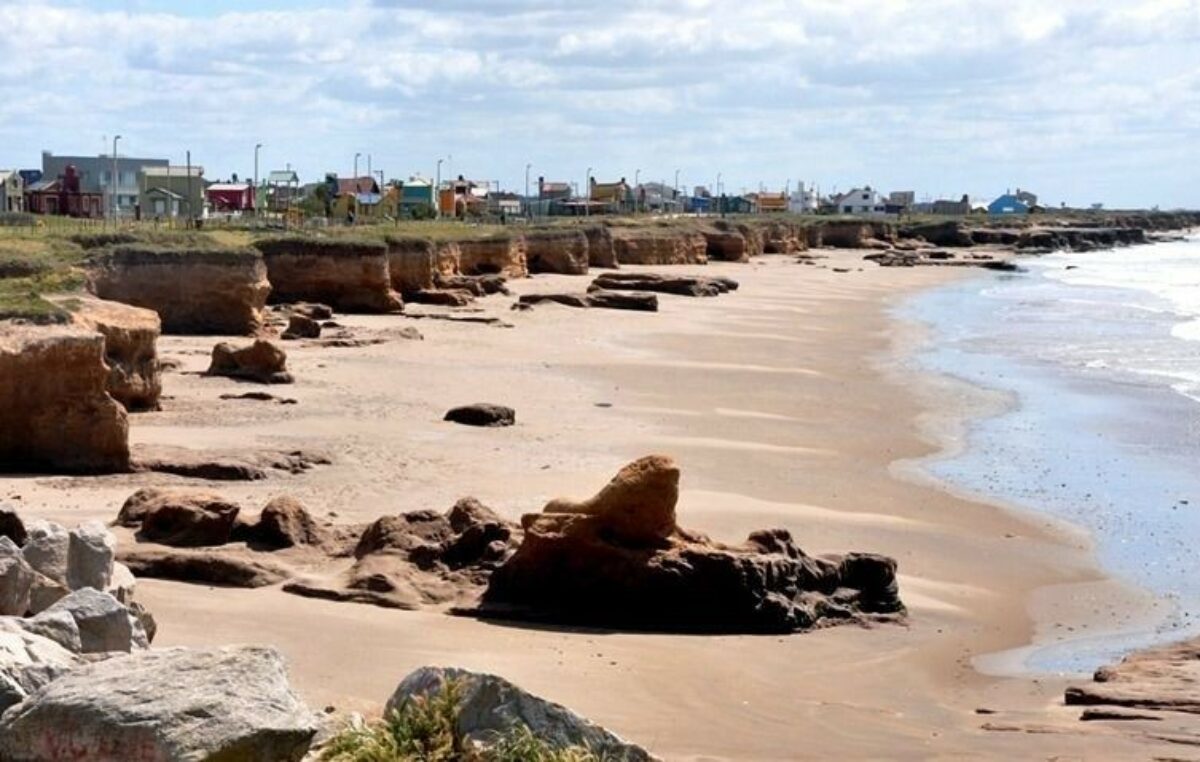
524;163;531;219
674;168;680;213
634;168;641;213
253;143;262;216
435;158;444;218
367;154;372;184
186;150;193;226
354;153;361;184
585;166;592;217
111;135;122;222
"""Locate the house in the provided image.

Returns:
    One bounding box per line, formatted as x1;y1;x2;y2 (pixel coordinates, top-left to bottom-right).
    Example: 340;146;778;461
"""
24;165;104;218
932;195;971;215
533;178;573;217
206;183;255;213
398;176;436;216
1014;188;1038;207
590;178;633;214
716;195;755;215
988;193;1030;216
42;150;168;218
832;187;881;215
0;171;24;213
788;183;818;214
140;165;204;219
266;170;300;211
332;176;383;221
636;181;679;213
886;191;915;214
749;192;788;213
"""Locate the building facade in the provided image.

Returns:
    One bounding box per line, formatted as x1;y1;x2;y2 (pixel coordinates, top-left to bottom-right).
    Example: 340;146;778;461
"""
0;171;24;213
140;166;205;219
42;151;168;218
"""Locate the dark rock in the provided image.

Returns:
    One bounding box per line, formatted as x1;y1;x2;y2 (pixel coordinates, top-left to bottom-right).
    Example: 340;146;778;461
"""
118;547;292;588
475;456;904;633
444;403;515;428
586;290;658;311
292;302;333;320
206;339;293;384
137;493;241;547
409;289;475;307
590;272;736;297
0;506;26;546
282;313;321;340
436;273;510;296
254;496;325;549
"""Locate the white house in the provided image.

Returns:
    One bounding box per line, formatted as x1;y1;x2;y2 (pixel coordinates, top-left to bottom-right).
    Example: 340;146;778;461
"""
832;187;881;215
0;170;24;213
788;182;818;213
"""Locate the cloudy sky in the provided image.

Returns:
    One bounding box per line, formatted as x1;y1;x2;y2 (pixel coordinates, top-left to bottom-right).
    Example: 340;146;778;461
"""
1;0;1197;208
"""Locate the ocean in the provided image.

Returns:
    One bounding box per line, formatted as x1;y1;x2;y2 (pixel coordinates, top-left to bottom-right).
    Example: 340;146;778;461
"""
902;233;1200;674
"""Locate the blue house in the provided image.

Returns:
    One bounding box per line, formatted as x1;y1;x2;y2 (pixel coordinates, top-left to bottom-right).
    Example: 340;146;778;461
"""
988;194;1029;216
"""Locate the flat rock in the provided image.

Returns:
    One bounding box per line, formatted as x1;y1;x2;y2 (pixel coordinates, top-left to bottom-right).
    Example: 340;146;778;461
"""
590;272;737;297
118;547;292;588
444;403;516;428
1066;636;1200;715
0;645;317;762
388;666;655;761
132;446;331;481
137;492;241;547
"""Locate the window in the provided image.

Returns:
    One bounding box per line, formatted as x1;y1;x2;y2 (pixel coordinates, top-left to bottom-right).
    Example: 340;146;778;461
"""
99;171;110;187
121;171;136;186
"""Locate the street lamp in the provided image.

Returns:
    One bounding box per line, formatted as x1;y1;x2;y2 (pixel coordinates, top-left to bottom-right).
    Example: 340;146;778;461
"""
716;172;723;217
111;135;122;221
634;168;641;213
524;163;532;219
436;158;445;218
354;152;361;183
585;166;593;217
674;168;680;211
253;143;262;215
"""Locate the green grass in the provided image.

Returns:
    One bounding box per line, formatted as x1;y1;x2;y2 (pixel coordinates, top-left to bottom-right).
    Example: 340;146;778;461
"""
319;680;604;762
0;269;86;323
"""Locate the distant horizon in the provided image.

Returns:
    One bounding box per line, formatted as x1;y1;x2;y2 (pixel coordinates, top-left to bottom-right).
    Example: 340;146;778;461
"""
2;0;1197;209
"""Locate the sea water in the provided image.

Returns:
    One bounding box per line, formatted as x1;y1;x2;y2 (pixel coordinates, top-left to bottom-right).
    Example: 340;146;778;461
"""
902;234;1200;674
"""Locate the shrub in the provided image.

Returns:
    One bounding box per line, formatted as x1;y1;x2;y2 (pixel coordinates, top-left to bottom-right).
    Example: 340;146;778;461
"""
319;680;604;762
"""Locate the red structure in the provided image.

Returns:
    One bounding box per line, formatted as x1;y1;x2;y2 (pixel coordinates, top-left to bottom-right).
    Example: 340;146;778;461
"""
25;165;104;218
205;183;255;212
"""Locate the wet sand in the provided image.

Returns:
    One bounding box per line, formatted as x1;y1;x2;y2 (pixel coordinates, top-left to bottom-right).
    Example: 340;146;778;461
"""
0;251;1174;758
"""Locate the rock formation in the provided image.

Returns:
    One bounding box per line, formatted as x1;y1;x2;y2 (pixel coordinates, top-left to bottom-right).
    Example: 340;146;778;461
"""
132;491;241;547
206;339;293;384
283;498;519;610
86;245;271;334
701;227;749;262
389;666;656;761
583;225;618;268
282;313;321;340
0;324;130;474
475;455;904;633
518;291;658;312
0;646;317;762
253;237;403;313
590;272;738;297
444;403;516;427
252;496;326;549
384;235;442;295
452;235;529;278
57;295;162;411
524;229;590;275
118;547;292;588
611;229;708;265
1066;636;1200;715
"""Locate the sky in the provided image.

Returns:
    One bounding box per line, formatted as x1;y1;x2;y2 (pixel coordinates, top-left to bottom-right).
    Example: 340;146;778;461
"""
1;0;1198;208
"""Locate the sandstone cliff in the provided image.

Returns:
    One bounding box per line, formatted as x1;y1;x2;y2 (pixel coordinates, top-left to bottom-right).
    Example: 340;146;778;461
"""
610;230;708;266
253;238;403;313
451;235;528;278
0;324;129;473
524;229;590;275
383;236;440;295
582;226;618;269
87;246;270;335
58;295;162;412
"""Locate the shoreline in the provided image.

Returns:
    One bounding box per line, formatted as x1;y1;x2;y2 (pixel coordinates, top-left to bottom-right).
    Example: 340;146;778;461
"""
1;250;1181;757
882;267;1169;680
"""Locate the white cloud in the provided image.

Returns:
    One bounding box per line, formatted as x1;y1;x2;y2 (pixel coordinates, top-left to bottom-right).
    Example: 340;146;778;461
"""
0;0;1196;206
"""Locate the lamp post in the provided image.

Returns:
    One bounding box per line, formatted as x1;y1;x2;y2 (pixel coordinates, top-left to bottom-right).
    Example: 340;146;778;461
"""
674;168;680;213
716;172;723;217
354;152;361;184
524;163;532;219
634;168;641;213
435;158;444;218
585;166;592;217
253;143;262;215
111;135;122;222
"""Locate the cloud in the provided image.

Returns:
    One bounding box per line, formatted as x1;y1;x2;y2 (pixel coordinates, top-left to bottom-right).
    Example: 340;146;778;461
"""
0;0;1196;207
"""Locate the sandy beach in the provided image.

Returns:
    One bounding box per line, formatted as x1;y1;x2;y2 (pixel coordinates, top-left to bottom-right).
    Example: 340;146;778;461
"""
0;250;1176;758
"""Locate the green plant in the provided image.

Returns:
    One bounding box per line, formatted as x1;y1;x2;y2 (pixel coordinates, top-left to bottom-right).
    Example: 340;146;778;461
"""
319;680;604;762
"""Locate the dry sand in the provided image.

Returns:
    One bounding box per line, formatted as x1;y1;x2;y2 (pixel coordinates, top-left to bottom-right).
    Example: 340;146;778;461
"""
0;251;1175;758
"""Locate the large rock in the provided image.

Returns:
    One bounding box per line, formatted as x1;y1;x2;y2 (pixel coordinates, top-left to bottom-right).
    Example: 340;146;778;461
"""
206;339;294;384
478;456;904;633
21;520;69;585
384;235;457;295
59;294;162;411
119;547;291;588
16;609;83;653
0;324;130;474
389;666;655;760
253;496;325;549
590;271;737;297
44;588;147;654
701;228;749;262
0;624;79;713
517;291;658;312
281;313;321;340
1066;636;1200;715
0;537;34;616
444;403;515;428
524;229;590;275
66;520;115;592
253;237;403;313
0;646;317;761
583;225;618;268
27;572;68;616
87;245;271;335
610;229;707;265
137;491;241;547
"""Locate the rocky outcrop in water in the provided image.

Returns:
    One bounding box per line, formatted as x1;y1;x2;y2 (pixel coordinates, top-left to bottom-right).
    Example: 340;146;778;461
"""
87;245;270;335
0;324;129;474
254;237;404;313
475;455;904;633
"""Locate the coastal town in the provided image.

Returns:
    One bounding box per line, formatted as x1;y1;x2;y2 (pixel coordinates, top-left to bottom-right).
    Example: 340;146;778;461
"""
0;148;1057;225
